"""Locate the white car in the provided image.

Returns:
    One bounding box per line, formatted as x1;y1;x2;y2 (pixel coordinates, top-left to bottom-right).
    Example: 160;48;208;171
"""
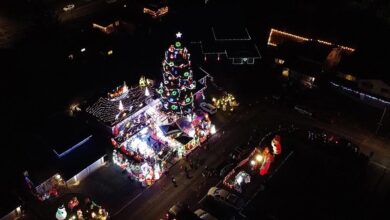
194;209;218;220
200;102;217;115
63;4;75;12
207;187;243;210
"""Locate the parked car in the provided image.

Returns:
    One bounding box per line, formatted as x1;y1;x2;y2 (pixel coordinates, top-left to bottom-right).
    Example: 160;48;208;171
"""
166;203;200;220
207;187;244;210
194;209;218;220
200;102;217;115
63;4;75;11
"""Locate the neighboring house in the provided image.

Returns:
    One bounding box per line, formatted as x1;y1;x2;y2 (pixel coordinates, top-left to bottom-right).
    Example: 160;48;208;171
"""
357;80;390;100
24;114;107;202
191;27;261;65
0;194;23;220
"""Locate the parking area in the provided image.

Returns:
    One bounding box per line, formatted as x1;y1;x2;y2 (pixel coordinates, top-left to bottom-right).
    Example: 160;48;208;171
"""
69;162;145;213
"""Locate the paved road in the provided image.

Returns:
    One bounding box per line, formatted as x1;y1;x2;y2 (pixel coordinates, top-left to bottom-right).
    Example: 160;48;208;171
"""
110;95;390;219
111;100;277;219
110;99;323;219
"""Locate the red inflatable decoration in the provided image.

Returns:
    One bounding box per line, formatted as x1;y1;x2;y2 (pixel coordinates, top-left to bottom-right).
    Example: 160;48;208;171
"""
271;135;282;155
259;147;274;176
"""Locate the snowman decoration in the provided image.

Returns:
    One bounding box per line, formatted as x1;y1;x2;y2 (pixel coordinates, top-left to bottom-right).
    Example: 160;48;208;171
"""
56;205;67;220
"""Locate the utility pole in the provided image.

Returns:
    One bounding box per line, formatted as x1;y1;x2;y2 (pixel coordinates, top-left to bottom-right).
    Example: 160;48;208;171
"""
376;106;387;134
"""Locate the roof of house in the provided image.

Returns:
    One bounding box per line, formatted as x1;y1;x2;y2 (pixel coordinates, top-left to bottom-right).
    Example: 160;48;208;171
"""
41;114;92;157
0;187;22;218
193;27;261;59
277;40;334;63
55;135;107;180
285;57;323;77
174;134;193;145
212;27;251;41
86;85;155;127
159;124;181;136
223;41;261;59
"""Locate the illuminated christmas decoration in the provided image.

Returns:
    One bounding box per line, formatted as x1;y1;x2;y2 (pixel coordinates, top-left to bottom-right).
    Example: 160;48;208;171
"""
92;21;119;34
68;197;79;210
259;147;274;176
118;100;124;111
55;198;109;220
108;81;129;101
69;103;81;116
56;205;67;220
255;154;263;162
77;209;83;219
234;171;250;193
143;6;169;19
271;135;282;155
212;93;239;111
145;87;150;96
267;28;355;53
139;76;153;88
158;32;196;117
139;76;147;87
331;82;390;105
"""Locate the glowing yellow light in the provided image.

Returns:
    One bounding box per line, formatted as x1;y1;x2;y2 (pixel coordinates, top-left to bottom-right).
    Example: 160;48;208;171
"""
255;154;263;162
282;69;289;77
345;74;356;81
267;28;355;53
107;50;113;55
210;125;216;134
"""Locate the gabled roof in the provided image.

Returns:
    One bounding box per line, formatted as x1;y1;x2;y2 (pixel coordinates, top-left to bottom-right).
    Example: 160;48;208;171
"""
86;86;155;127
159;123;181;136
175;117;192;133
174;134;193;145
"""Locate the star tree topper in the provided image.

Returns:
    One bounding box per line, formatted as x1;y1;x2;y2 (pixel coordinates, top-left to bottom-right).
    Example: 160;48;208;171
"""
176;32;183;38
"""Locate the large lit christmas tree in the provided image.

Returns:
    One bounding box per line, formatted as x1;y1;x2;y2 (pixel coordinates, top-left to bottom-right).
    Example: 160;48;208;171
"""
158;32;196;117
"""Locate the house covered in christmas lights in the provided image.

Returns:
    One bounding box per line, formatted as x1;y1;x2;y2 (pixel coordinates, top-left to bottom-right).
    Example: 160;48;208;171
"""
85;33;215;186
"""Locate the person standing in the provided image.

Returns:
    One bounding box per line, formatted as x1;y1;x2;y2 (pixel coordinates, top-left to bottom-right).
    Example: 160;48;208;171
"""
171;176;177;187
184;166;191;179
